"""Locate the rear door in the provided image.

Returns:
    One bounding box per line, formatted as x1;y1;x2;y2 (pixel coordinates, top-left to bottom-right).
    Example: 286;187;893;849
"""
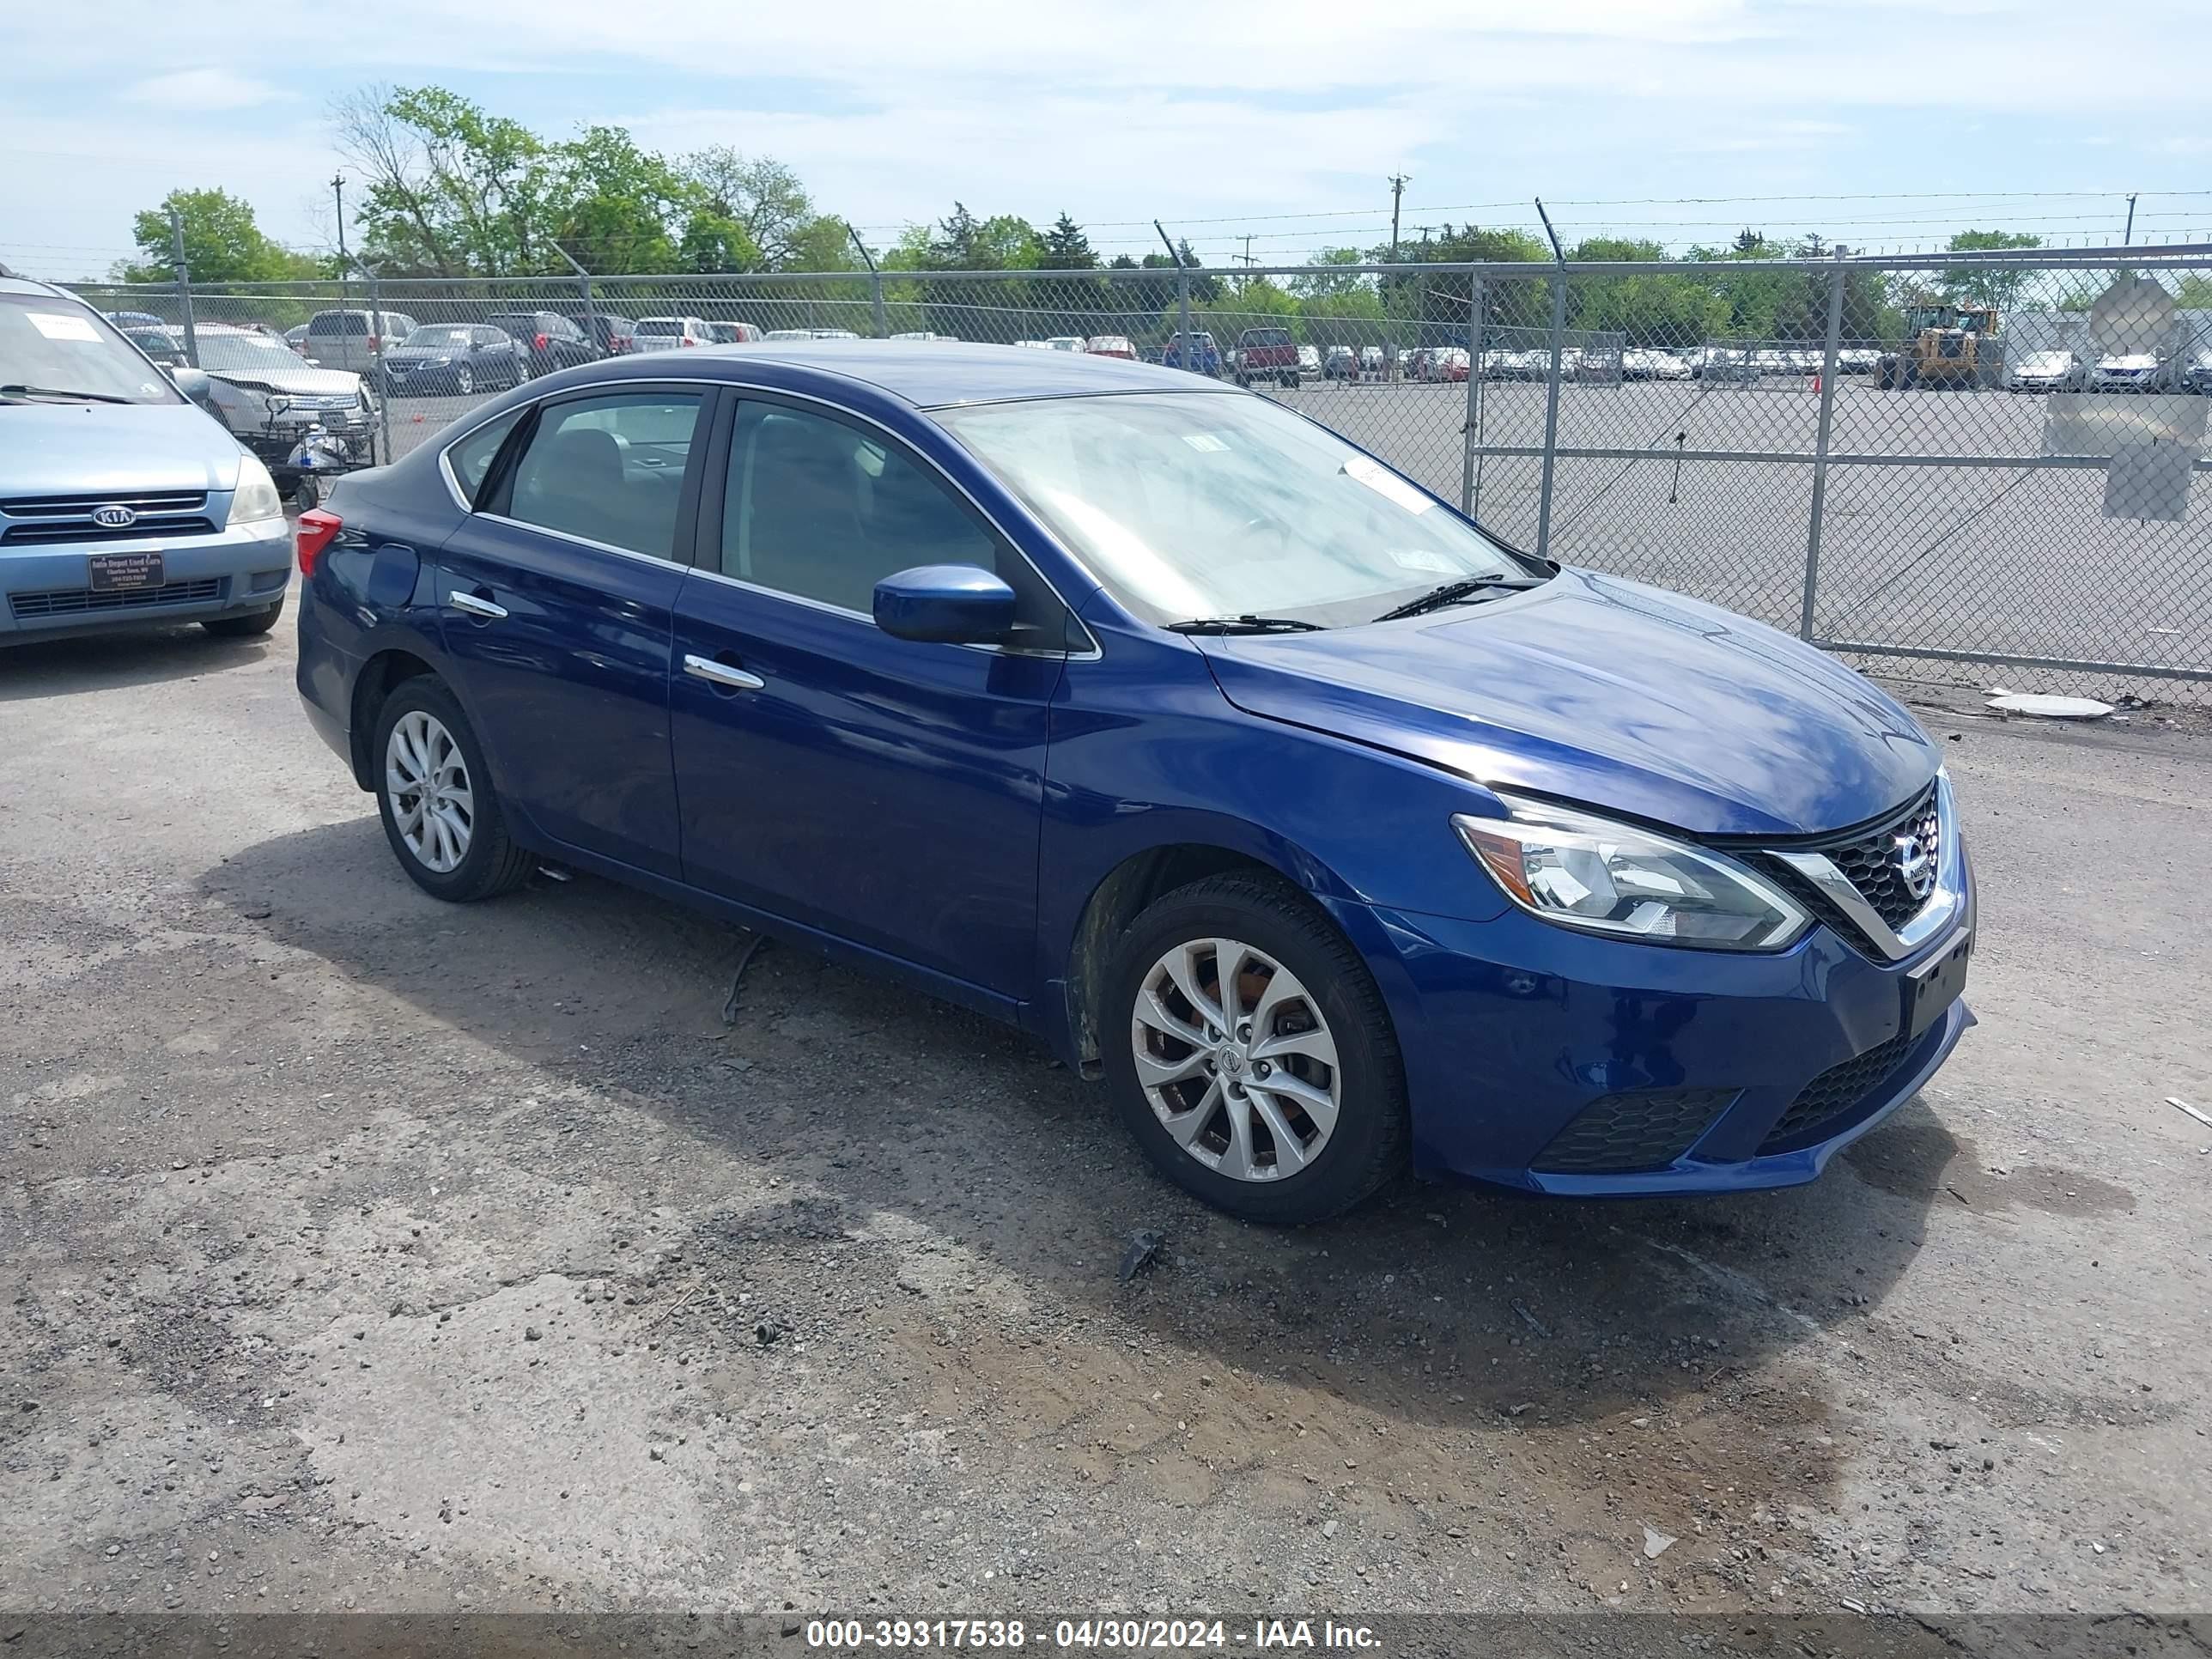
434;384;714;878
666;395;1076;1000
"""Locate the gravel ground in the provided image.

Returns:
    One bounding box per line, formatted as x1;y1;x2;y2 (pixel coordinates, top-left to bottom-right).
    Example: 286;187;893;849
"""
2;610;2208;1624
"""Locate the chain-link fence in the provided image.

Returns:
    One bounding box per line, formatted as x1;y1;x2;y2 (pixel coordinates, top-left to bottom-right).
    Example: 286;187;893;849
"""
70;243;2212;702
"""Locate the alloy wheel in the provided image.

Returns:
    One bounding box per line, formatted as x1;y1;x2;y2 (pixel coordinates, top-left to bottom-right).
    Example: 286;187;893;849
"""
386;710;475;873
1129;936;1340;1182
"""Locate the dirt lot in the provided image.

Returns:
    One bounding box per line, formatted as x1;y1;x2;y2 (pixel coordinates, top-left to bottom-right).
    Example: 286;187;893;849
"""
3;611;2209;1624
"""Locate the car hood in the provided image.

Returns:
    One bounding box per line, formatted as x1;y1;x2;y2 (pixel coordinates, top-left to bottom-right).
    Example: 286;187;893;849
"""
1193;568;1936;837
0;400;245;496
380;348;465;363
207;365;362;397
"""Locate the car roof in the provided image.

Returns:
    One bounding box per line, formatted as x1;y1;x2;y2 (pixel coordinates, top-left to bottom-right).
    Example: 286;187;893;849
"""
530;339;1234;410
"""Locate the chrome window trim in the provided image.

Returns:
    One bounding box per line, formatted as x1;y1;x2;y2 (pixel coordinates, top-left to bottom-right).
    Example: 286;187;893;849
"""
683;563;1100;662
434;371;1100;656
1774;771;1963;963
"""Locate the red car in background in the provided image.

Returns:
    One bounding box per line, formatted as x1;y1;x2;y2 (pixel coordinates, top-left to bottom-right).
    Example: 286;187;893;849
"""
1086;335;1136;360
1233;325;1300;388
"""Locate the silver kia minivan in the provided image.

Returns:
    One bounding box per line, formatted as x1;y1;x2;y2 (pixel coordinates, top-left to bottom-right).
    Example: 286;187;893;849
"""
1;272;294;644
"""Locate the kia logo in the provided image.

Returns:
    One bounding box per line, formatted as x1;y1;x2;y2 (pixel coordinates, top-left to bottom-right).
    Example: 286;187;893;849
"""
91;504;137;529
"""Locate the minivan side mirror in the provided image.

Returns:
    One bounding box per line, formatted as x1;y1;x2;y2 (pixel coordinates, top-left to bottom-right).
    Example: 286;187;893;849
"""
873;565;1017;645
170;366;210;403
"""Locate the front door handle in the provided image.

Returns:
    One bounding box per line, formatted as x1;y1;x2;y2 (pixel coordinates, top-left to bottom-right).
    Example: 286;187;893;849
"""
683;653;765;691
448;590;507;620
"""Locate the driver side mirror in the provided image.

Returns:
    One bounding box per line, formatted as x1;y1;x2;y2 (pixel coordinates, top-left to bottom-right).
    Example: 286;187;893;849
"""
873;565;1016;645
170;366;210;403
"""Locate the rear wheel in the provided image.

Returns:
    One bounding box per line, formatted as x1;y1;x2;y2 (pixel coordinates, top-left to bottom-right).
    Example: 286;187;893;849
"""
371;677;533;902
1103;874;1408;1224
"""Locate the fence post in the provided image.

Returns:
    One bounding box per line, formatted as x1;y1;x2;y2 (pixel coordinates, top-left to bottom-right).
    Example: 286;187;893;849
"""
1461;273;1485;515
871;271;887;340
1178;264;1193;374
167;208;198;368
1800;245;1849;641
1534;266;1569;562
362;262;392;466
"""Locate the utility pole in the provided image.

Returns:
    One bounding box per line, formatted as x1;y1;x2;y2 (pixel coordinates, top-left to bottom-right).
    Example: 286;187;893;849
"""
167;206;198;368
1387;174;1410;263
845;222;886;338
2123;191;2138;246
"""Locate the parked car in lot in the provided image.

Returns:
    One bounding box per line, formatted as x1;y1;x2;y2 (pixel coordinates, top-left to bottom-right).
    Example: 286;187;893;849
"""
1232;326;1300;388
2006;349;2085;393
706;322;765;345
1;276;292;644
122;325;188;368
1042;336;1088;354
293;340;1973;1224
1620;348;1689;382
1322;345;1357;380
187;325;379;465
633;317;718;351
568;313;639;357
1297;343;1322;380
304;308;419;377
2089;352;2173;392
1161;331;1221;375
892;331;958;343
1086;335;1136;359
482;311;597;379
380;324;526;397
1358;345;1385;376
2184;350;2212;395
763;329;815;343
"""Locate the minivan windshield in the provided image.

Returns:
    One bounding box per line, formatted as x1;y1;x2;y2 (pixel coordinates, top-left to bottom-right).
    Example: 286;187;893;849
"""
0;294;183;405
939;392;1535;628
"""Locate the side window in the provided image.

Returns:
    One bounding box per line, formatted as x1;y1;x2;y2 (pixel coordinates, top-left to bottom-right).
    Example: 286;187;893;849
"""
502;392;705;559
722;402;1077;647
444;408;526;507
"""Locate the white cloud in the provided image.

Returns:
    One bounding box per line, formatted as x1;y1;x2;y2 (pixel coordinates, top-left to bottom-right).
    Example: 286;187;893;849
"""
123;67;295;111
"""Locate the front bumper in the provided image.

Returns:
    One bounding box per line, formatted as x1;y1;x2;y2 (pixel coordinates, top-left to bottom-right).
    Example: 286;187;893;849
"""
0;519;292;640
1334;861;1976;1197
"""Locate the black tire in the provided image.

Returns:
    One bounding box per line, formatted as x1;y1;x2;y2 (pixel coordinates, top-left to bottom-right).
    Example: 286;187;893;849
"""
203;592;286;637
370;675;534;902
1101;873;1408;1224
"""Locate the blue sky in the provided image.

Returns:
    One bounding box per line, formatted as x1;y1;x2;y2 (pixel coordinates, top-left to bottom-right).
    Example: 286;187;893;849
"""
3;0;2207;279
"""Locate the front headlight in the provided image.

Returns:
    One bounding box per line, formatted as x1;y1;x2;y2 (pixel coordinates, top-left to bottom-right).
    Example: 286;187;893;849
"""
1453;794;1809;950
229;453;284;525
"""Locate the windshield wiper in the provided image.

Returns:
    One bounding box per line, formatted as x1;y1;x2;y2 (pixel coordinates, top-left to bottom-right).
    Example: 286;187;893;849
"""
1371;574;1546;623
0;383;137;405
1164;615;1326;635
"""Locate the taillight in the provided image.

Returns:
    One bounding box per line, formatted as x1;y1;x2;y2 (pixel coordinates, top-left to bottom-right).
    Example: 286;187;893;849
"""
680;335;696;346
296;507;343;576
611;335;631;352
367;335;380;353
534;331;550;350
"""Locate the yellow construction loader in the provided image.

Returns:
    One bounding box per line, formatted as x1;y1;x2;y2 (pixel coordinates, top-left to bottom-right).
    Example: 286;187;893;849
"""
1877;304;2001;390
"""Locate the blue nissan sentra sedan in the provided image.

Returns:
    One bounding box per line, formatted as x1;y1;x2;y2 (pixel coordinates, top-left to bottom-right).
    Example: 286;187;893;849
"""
295;343;1973;1224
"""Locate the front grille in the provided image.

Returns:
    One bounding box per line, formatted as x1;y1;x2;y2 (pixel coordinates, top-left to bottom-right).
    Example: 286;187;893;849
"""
10;578;223;619
0;490;216;547
1532;1087;1737;1174
1757;1028;1915;1153
1753;782;1940;949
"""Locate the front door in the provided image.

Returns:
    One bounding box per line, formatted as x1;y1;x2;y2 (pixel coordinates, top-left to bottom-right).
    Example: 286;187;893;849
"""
434;385;711;878
668;396;1076;1000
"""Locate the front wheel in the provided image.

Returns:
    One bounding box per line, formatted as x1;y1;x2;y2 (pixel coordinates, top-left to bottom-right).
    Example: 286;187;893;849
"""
1102;874;1408;1224
203;592;286;637
372;677;534;902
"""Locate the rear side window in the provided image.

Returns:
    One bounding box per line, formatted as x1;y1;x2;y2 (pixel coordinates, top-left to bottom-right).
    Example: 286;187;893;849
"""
444;408;526;506
501;392;706;559
635;319;678;336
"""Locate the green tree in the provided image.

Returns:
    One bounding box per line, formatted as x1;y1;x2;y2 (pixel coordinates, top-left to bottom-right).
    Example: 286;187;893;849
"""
1040;213;1097;270
337;84;554;275
550;125;690;273
120;188;322;283
683;149;817;268
1941;228;2044;311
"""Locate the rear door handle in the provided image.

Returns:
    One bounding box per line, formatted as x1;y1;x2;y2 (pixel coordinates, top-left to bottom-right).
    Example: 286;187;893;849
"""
449;591;507;620
683;653;765;691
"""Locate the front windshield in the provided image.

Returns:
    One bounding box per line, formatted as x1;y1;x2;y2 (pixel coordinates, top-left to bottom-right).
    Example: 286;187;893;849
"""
195;332;307;373
0;295;182;404
938;392;1534;627
404;326;474;349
